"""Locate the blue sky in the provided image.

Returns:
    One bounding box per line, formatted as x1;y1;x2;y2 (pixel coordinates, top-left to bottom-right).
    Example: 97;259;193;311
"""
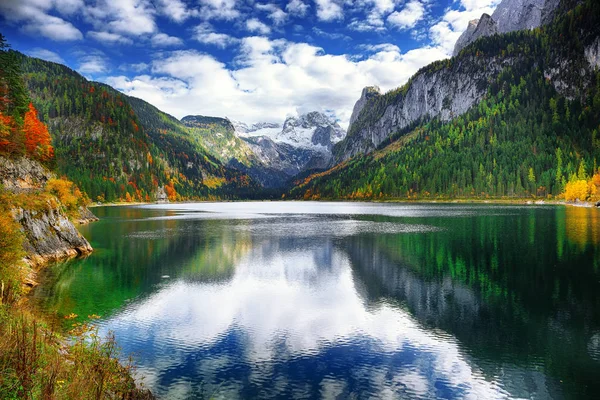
0;0;501;126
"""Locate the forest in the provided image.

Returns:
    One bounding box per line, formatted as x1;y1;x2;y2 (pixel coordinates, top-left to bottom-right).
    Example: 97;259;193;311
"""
7;51;260;202
291;0;600;201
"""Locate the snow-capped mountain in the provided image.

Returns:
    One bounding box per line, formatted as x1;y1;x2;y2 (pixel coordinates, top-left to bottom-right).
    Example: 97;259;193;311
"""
231;111;346;152
228;112;347;186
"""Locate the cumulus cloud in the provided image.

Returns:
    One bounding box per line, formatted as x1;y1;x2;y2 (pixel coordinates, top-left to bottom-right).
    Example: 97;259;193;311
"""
197;0;240;21
256;3;288;26
245;18;272;35
78;54;109;75
151;33;184;47
26;48;65;63
106;37;447;128
88;31;133;45
83;0;157;37
0;0;83;41
193;23;239;48
286;0;309;17
155;0;194;22
387;0;425;29
315;0;344;21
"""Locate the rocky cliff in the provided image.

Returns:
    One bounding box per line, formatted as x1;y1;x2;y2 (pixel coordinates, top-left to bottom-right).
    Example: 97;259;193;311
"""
335;53;512;162
0;156;94;269
453;0;560;55
348;86;382;129
453;14;498;57
337;0;593;164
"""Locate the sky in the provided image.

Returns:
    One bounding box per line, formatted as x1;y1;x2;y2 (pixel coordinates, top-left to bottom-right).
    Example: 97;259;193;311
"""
0;0;501;127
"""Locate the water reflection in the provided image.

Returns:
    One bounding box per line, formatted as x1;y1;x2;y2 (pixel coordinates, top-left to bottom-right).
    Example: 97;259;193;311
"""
34;203;600;399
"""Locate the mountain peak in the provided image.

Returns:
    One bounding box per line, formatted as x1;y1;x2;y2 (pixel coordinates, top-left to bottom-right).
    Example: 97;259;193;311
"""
279;111;346;149
348;86;382;131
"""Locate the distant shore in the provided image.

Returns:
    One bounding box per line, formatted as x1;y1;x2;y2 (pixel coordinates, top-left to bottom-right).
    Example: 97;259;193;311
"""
88;198;600;208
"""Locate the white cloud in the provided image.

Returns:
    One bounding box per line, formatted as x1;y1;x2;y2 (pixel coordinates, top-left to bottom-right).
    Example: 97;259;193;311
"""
197;0;240;21
88;30;133;45
78;55;109;74
315;0;344;21
256;3;288;26
387;0;425;29
286;0;309;17
26;48;65;63
0;0;83;41
54;0;84;15
193;23;239;48
84;0;156;36
120;62;150;72
245;18;272;35
155;0;194;22
428;0;502;55
106;37;447;128
151;33;184;47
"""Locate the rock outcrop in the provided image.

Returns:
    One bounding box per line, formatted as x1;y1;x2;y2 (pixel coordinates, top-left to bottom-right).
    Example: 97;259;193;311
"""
453;0;559;55
336;54;512;163
492;0;545;34
0;156;94;270
348;86;381;130
12;205;93;267
0;156;51;192
453;14;498;57
585;37;600;70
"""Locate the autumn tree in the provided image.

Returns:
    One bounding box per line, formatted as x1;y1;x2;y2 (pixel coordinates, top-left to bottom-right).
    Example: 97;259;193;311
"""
23;103;53;161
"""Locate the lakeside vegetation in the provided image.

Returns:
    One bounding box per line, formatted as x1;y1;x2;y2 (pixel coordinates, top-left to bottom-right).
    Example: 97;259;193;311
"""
0;34;153;399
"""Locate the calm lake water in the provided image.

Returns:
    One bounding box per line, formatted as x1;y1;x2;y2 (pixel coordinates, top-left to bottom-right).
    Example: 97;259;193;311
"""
34;202;600;399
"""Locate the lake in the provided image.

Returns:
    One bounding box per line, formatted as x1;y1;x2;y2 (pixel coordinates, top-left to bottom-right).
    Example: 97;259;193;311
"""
33;202;600;399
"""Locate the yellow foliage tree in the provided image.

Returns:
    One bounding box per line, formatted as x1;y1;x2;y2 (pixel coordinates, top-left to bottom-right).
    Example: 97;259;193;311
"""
564;179;592;201
46;178;87;210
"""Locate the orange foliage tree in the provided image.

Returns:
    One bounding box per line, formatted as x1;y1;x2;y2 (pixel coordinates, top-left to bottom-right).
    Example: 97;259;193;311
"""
165;181;177;201
23;103;53;161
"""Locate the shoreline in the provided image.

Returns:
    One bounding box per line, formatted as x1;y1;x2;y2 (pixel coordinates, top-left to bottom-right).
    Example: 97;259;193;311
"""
88;198;600;208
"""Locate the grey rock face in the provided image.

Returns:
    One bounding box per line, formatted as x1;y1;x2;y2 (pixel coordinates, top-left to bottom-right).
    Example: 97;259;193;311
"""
335;55;512;163
338;0;566;164
492;0;545;33
453;0;560;56
13;205;93;266
349;86;381;130
155;186;169;203
585;37;600;70
0;156;94;266
453;14;498;56
0;156;52;192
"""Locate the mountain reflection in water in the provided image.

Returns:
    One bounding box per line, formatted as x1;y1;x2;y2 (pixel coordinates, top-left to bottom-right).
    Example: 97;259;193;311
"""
34;203;600;399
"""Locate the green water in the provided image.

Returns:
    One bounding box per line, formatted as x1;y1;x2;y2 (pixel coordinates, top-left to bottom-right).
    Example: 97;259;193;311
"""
33;202;600;399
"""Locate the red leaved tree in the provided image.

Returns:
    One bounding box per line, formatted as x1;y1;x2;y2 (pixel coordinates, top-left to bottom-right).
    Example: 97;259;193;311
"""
23;103;53;161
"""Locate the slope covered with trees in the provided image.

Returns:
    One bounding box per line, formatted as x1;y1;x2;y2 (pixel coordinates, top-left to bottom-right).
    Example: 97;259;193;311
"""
291;0;600;201
16;53;259;202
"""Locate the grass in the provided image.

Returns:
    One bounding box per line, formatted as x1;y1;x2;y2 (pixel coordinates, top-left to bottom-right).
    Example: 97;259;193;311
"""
0;306;154;399
0;187;154;400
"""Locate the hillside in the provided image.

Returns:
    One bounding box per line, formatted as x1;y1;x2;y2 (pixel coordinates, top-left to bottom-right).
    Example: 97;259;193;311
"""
16;54;259;202
291;0;600;200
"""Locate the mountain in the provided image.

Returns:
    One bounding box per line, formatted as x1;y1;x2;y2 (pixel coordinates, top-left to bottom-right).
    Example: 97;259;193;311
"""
334;0;595;165
17;54;260;202
453;0;561;56
292;0;600;200
349;86;382;129
177;111;346;188
452;14;498;57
